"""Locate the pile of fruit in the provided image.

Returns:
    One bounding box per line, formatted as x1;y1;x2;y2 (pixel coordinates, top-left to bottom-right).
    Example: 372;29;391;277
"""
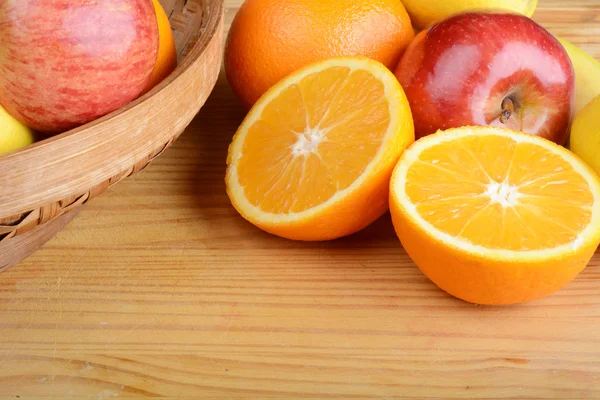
223;0;600;305
0;0;177;154
4;0;600;306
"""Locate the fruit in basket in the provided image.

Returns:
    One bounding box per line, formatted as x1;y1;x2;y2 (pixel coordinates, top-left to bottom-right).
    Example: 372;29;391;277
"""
140;0;178;96
557;38;600;116
395;12;575;144
224;0;415;109
389;126;600;305
401;0;537;29
226;57;414;241
0;105;36;155
0;0;159;135
570;95;600;175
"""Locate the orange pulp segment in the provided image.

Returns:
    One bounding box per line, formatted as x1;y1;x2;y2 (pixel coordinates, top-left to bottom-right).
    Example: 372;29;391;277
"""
226;57;414;241
390;126;600;305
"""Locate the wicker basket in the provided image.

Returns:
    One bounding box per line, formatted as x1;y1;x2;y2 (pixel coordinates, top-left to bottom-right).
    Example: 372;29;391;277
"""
0;0;224;270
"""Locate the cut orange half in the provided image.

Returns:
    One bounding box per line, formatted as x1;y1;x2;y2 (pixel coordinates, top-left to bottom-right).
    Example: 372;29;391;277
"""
390;126;600;305
226;57;415;241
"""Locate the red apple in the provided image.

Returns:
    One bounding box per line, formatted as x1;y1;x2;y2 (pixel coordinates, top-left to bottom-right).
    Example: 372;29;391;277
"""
0;0;159;135
395;11;575;144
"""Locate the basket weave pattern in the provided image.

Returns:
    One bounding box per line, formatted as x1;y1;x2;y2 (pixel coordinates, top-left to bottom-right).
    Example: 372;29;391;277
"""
0;140;174;242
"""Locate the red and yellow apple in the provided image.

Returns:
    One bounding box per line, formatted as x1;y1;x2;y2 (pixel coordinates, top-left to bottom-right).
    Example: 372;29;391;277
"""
0;0;159;135
395;11;575;145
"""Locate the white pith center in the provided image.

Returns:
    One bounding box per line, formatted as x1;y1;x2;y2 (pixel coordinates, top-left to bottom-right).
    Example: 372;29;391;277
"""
292;127;324;157
485;180;521;207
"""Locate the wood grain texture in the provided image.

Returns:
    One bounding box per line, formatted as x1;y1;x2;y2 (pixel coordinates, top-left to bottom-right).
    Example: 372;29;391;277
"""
1;0;600;398
0;210;80;272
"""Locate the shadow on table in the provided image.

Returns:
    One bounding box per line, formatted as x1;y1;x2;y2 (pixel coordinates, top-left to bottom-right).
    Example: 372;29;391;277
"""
174;80;466;305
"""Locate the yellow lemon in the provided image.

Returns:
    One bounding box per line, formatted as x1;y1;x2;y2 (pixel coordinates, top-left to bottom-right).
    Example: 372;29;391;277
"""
0;105;35;155
402;0;537;30
570;94;600;175
558;38;600;116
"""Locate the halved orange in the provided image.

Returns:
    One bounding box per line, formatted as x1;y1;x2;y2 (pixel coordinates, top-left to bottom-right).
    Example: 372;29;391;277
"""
226;57;415;241
390;126;600;305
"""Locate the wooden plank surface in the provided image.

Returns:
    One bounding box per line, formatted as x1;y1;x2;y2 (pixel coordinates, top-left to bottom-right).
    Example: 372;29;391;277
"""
2;0;600;398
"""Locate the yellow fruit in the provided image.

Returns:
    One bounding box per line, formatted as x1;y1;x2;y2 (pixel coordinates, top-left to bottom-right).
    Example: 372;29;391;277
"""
390;126;600;305
570;94;600;175
140;0;178;95
0;105;35;155
226;57;415;241
402;0;537;30
557;38;600;116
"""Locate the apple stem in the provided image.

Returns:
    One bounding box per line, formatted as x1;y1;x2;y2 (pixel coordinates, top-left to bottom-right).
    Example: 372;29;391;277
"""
500;97;515;124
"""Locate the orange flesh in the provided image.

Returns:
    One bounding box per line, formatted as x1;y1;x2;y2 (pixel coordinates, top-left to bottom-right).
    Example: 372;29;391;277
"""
405;134;593;251
237;67;391;214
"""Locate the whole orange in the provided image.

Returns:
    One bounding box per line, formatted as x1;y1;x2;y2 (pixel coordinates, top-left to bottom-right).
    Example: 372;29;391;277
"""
224;0;415;108
140;0;178;96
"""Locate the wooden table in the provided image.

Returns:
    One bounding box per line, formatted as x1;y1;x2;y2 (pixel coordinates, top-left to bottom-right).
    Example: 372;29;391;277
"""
2;1;600;398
